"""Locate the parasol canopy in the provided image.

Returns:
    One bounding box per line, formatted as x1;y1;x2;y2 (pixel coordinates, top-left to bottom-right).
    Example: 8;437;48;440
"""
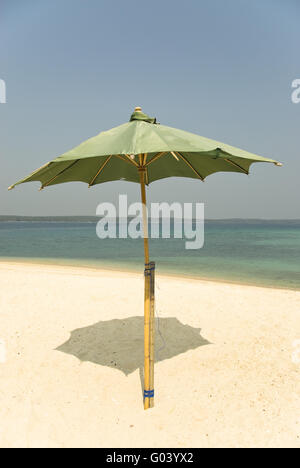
8;107;281;191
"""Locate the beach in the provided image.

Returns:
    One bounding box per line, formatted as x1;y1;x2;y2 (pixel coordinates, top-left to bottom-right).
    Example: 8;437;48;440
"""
0;261;299;448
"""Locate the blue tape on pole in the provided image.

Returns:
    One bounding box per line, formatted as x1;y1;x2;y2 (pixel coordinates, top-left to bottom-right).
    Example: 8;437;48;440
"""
144;389;154;398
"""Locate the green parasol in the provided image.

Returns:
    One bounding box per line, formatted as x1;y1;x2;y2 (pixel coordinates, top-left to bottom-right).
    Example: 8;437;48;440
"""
9;107;282;409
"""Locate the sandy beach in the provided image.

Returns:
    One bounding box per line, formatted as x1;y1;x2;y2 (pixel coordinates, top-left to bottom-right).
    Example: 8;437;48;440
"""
0;261;299;448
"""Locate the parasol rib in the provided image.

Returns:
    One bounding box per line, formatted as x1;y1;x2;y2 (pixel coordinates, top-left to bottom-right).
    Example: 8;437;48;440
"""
175;152;205;181
145;152;167;166
40;159;80;190
224;158;249;174
143;154;149;185
114;154;138;168
145;166;149;185
125;154;139;168
89;155;112;187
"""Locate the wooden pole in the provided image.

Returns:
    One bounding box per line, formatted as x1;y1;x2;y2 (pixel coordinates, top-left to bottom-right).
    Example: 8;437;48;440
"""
139;167;149;265
139;166;155;410
149;261;155;408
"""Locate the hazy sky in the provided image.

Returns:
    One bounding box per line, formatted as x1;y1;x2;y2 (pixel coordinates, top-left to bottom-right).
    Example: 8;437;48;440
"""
1;0;299;218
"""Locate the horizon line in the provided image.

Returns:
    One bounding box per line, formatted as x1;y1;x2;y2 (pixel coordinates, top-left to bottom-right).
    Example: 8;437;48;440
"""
0;215;299;222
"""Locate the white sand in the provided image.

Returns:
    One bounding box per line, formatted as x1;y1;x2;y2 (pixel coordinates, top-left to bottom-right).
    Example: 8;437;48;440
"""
0;261;299;448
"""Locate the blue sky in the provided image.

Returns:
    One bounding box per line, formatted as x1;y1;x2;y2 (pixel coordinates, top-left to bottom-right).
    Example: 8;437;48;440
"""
1;0;299;218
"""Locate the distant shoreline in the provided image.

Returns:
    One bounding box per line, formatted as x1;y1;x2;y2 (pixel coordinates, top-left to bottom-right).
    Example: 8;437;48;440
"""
1;216;300;224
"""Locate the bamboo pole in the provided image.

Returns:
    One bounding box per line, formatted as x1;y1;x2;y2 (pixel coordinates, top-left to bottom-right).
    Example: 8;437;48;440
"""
144;264;151;410
139;166;155;410
149;261;155;408
139;167;149;264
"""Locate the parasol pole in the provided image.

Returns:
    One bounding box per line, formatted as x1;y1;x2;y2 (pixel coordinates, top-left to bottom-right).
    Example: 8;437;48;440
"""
138;163;154;410
149;260;155;408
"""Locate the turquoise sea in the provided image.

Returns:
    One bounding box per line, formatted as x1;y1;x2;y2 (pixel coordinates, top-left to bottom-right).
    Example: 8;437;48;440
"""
0;220;300;290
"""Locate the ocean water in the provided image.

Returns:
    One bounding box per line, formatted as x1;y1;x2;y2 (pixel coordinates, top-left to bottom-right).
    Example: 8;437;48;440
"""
0;220;300;290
